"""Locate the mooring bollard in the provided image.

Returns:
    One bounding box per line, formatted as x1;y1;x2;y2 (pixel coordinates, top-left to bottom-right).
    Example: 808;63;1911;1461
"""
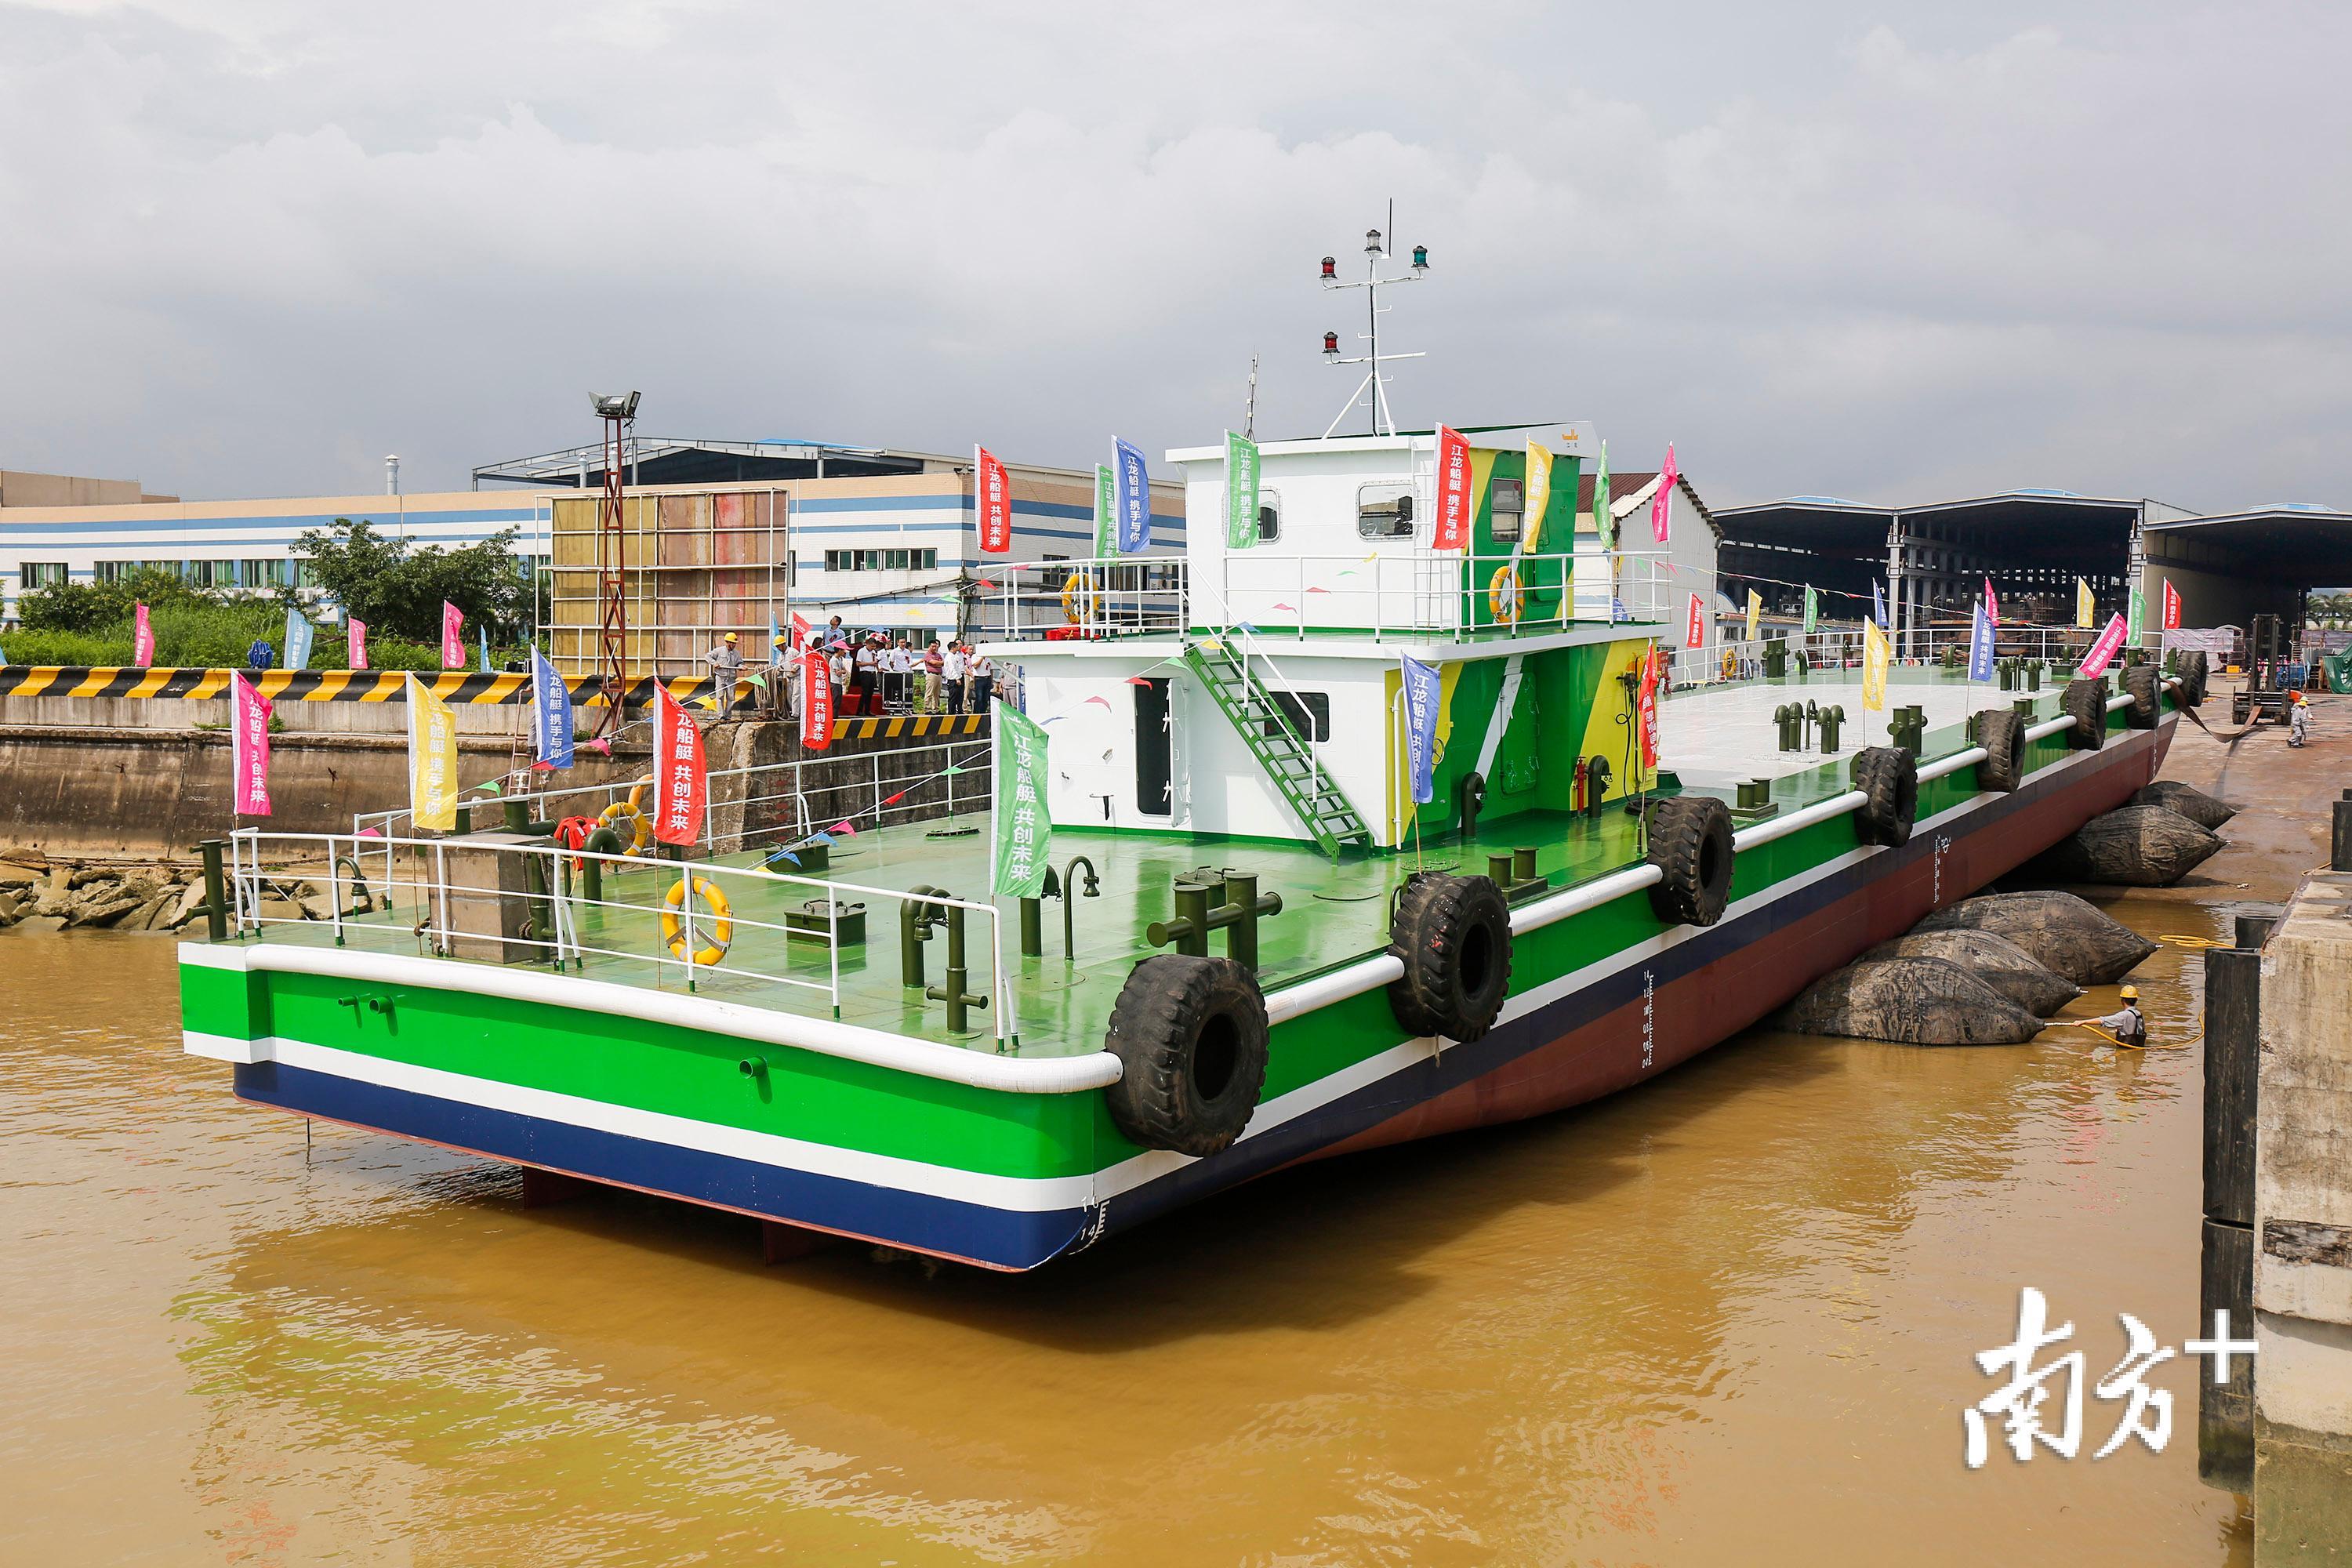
198;837;230;941
2333;801;2352;872
1148;869;1284;971
1818;705;1844;753
2198;944;2260;1490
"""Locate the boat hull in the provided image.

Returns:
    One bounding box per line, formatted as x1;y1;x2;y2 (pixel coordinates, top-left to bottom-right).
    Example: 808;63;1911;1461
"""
197;718;2172;1272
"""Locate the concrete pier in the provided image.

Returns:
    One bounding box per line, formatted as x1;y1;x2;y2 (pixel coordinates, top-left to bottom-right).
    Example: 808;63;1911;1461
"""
2253;870;2352;1555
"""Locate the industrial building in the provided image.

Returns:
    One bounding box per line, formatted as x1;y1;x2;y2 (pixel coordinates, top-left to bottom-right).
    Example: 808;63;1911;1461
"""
0;441;1185;652
1713;488;2352;655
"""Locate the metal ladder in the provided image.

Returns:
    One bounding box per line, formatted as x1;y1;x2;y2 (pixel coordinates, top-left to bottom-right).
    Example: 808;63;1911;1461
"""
1181;637;1374;858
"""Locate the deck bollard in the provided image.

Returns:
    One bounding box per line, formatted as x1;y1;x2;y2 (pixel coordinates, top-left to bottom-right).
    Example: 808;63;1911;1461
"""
899;885;953;989
1818;706;1844;753
921;902;989;1033
1148;869;1283;972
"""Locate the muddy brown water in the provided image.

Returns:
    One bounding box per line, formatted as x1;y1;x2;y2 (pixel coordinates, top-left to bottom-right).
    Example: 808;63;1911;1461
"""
5;699;2332;1566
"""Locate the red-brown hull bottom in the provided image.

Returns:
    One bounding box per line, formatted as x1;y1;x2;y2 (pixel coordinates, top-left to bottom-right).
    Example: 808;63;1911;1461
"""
1315;722;2171;1161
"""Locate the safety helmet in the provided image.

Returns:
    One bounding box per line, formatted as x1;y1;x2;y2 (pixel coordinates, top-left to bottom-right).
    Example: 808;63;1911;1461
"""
724;632;739;643
2119;985;2139;1002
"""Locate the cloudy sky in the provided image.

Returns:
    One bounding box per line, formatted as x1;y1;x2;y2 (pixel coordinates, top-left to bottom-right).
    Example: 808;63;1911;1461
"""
3;1;2347;511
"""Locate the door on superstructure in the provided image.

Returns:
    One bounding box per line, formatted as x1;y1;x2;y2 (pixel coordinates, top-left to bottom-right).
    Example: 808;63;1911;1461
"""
1134;677;1173;816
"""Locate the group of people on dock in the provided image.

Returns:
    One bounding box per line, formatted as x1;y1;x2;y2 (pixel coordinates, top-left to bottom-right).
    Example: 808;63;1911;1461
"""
701;620;1016;722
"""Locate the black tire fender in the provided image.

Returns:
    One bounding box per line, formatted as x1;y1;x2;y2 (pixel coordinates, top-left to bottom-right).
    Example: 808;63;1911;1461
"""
1852;746;1918;846
1976;709;2027;793
1645;795;1736;926
2183;651;2209;707
2122;664;2160;729
1104;955;1269;1157
2062;678;2107;750
1387;873;1514;1042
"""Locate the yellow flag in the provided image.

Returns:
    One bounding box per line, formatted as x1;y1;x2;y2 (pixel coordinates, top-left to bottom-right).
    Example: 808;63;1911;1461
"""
407;673;459;831
2075;578;2094;630
1862;620;1889;712
1745;590;1762;644
1523;441;1553;553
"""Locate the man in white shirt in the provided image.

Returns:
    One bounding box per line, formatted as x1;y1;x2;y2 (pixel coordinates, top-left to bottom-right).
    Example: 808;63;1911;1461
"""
943;641;969;714
967;648;994;709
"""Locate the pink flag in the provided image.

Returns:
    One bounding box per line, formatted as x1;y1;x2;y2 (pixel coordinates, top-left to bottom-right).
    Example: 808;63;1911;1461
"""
1433;426;1472;550
975;445;1012;554
132;602;154;666
230;672;272;816
441;601;464;669
347;616;369;670
2077;613;2129;678
1651;445;1677;544
1983;578;1998;624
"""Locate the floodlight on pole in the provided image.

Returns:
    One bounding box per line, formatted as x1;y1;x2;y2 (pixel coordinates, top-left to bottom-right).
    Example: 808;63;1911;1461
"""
588;390;641;737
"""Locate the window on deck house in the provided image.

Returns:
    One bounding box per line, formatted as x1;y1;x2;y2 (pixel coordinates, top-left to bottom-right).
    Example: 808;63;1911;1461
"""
1490;477;1523;543
1356;484;1416;539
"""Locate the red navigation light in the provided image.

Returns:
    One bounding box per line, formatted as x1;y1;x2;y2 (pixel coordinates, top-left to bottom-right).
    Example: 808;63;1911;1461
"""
1322;332;1339;356
1319;256;1337;282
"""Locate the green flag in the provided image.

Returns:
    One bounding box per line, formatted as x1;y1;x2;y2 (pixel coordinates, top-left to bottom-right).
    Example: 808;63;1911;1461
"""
1802;585;1817;633
2128;584;2146;643
991;706;1052;898
1225;431;1261;551
1591;441;1613;550
1092;464;1116;558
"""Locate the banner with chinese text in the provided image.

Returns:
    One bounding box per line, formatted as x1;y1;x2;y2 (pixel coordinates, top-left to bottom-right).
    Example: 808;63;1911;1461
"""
652;684;706;847
231;672;271;816
405;673;458;831
991;705;1052;898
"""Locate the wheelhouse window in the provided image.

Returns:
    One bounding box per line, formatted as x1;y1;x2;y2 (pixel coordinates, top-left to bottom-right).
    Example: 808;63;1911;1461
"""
1490;477;1524;543
1262;689;1330;742
1256;491;1282;544
1356;484;1416;539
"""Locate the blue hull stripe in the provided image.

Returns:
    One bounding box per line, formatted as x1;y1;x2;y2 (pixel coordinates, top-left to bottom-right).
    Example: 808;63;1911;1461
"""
232;1061;1094;1271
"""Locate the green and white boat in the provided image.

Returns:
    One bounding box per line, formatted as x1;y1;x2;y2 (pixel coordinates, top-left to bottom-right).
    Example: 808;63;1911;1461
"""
177;423;2197;1271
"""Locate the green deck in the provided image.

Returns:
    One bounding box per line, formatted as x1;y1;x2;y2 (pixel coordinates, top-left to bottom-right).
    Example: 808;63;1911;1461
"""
241;667;2073;1061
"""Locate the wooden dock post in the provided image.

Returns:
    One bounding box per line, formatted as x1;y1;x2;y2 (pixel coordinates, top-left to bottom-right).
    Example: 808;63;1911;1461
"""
2199;944;2260;1492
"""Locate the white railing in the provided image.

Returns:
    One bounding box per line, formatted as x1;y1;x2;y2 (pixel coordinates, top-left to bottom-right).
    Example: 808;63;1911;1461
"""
224;827;1020;1047
982;548;1680;645
354;739;991;877
983;557;1188;641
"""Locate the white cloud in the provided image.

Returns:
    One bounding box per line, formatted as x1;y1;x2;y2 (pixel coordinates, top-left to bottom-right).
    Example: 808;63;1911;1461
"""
0;1;2346;510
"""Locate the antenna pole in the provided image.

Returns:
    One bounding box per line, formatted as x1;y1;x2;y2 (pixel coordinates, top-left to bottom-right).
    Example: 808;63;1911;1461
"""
1245;353;1259;440
1317;205;1428;440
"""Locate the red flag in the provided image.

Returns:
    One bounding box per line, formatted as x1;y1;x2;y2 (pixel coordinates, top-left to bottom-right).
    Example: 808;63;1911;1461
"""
790;612;811;648
1684;592;1705;649
652;685;706;847
976;444;1012;554
2161;579;2182;630
1433;426;1472;550
1651;444;1677;544
800;649;834;750
1636;648;1661;769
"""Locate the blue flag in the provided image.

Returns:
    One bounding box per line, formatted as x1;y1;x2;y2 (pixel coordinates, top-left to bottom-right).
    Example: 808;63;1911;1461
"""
531;649;574;769
1400;655;1442;806
1968;600;1996;682
1113;437;1150;554
1871;582;1888;627
282;609;314;670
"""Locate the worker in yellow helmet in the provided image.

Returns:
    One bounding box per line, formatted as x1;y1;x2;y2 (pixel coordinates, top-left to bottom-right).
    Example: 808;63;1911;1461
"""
2289;687;2311;748
2105;985;2147;1047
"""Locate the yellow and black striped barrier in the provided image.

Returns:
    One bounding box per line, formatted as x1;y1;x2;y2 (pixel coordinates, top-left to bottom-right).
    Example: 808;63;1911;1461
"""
0;665;991;739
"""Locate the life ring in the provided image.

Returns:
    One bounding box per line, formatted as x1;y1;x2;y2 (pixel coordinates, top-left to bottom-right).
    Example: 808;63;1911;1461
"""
596;776;655;856
661;875;734;966
1386;872;1514;1042
1486;565;1523;623
1103;954;1269;1156
1061;572;1098;626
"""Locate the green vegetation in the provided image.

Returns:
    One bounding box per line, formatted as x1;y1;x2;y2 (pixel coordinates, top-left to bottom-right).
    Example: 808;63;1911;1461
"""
295;518;530;644
2;526;536;670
